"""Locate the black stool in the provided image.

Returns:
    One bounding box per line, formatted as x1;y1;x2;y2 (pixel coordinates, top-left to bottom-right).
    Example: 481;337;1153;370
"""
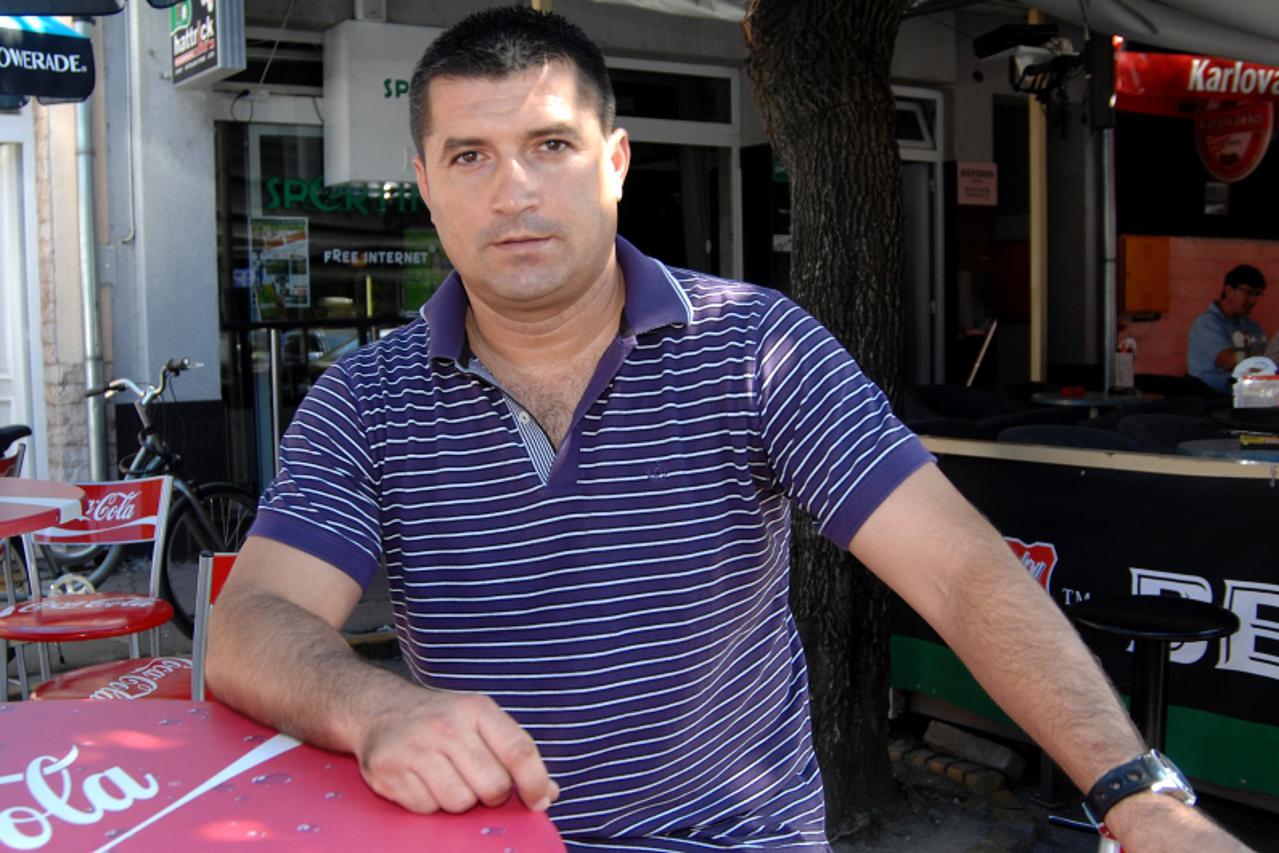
1067;595;1239;750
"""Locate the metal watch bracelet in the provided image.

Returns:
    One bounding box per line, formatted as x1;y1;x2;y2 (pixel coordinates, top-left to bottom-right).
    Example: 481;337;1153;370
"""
1083;750;1197;826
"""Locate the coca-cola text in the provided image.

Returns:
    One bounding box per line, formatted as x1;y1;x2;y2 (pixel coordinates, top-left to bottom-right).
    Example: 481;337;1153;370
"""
0;746;158;850
83;491;140;524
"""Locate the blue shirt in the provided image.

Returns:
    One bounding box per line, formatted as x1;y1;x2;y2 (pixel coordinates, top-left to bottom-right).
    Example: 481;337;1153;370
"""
1187;302;1265;392
250;237;932;850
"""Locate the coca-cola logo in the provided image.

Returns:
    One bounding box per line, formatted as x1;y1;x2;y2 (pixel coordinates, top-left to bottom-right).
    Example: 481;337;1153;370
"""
83;491;140;524
1005;537;1059;592
9;596;156;615
0;746;158;850
89;658;192;701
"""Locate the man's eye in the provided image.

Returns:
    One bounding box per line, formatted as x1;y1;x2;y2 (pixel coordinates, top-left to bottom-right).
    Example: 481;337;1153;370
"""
543;139;569;152
453;151;480;165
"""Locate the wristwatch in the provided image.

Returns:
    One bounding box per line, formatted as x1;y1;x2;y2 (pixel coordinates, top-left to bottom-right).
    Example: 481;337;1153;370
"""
1083;750;1197;826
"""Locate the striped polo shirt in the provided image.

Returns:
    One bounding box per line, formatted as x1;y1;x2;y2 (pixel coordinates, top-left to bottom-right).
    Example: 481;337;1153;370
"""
251;237;931;851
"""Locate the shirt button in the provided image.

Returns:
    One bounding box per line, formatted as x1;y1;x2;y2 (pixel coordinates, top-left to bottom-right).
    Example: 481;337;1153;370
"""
517;411;531;424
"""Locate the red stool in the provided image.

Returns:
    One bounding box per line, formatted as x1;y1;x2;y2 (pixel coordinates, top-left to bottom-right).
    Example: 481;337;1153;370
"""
0;476;174;696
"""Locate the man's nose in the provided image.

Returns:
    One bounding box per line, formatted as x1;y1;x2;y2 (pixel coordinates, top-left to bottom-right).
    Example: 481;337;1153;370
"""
490;156;537;216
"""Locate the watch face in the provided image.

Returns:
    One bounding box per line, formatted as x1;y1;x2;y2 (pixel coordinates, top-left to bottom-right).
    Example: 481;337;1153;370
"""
1149;750;1197;807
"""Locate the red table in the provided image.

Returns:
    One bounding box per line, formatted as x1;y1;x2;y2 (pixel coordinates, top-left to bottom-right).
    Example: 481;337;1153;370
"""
0;479;84;539
0;699;565;851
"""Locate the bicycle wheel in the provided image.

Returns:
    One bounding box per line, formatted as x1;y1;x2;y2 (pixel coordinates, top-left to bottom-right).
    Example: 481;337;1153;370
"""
159;483;257;638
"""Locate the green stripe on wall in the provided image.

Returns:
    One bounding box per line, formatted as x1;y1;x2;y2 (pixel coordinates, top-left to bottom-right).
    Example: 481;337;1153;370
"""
890;634;1279;795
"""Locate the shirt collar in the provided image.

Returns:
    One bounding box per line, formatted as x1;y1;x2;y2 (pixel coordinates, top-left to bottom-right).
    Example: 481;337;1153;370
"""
422;236;692;362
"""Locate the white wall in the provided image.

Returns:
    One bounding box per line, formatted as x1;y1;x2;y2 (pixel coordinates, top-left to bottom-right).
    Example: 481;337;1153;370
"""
0;110;48;476
100;3;221;401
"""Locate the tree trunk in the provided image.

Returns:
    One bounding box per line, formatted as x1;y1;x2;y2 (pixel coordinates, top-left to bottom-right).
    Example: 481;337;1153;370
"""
743;0;909;840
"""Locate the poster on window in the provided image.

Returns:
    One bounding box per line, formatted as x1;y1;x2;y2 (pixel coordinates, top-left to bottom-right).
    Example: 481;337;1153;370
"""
250;217;310;317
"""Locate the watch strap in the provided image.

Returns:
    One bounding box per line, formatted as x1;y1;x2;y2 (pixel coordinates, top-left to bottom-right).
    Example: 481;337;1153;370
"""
1083;752;1166;824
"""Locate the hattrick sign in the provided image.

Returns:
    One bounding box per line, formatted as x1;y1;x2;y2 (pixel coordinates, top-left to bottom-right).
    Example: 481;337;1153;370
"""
169;0;243;88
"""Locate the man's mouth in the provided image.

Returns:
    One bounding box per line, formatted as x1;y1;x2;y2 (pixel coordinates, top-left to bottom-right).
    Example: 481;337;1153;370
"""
494;235;551;249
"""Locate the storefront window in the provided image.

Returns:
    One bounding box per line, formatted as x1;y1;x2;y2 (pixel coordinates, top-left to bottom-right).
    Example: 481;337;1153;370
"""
217;121;449;329
216;121;450;489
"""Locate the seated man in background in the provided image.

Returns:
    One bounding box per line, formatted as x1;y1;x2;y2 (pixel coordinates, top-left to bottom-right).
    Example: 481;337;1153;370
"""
208;7;1249;852
1187;264;1267;392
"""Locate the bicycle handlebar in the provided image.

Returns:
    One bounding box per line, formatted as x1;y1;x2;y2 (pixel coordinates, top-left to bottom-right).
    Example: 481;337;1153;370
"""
165;357;203;375
84;358;204;403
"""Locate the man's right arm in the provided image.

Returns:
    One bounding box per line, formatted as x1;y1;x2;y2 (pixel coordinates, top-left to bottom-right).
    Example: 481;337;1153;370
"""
1189;313;1240;371
206;534;559;815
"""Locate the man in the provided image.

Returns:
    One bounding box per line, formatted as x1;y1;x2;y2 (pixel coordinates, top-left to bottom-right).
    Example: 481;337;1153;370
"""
1187;264;1267;393
209;8;1248;851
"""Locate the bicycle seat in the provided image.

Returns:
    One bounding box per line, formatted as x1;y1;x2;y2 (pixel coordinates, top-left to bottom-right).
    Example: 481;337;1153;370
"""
0;425;32;456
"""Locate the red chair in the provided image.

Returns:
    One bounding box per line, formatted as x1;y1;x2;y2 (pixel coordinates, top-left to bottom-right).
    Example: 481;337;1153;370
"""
0;476;174;697
31;551;235;701
1;436;27;698
0;445;24;479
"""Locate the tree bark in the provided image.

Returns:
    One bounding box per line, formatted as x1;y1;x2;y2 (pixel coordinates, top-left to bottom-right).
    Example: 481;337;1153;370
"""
743;0;909;840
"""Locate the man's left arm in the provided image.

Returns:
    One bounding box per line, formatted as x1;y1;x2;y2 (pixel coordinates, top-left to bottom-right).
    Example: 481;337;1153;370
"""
851;463;1251;853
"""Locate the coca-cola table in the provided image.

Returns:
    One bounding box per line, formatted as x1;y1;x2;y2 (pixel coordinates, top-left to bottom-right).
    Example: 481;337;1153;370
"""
0;479;83;540
0;699;565;852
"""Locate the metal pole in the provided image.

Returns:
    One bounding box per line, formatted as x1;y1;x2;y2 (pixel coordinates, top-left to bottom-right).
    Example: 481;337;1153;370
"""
268;328;282;475
75;18;107;480
1101;126;1117;392
1027;8;1049;383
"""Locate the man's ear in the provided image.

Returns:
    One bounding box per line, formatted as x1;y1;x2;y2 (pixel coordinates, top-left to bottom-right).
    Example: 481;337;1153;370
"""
413;154;432;210
605;127;630;202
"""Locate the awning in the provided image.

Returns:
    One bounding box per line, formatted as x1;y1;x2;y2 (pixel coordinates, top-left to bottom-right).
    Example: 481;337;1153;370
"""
1114;49;1276;183
0;15;93;106
1116;51;1279;116
0;2;183;13
584;0;745;21
1030;0;1279;68
0;1;123;13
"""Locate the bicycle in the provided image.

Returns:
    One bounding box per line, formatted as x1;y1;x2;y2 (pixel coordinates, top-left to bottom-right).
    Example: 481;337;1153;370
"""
35;357;258;638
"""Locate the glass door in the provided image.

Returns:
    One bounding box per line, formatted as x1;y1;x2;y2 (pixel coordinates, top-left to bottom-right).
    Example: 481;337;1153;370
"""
217;121;450;491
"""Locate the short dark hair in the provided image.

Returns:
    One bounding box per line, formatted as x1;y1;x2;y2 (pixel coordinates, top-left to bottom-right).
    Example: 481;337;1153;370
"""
408;6;616;159
1225;264;1266;291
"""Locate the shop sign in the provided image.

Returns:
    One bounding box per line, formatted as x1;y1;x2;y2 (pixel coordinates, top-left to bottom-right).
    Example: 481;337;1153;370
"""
1115;51;1279;116
263;175;421;215
0;14;94;105
956;161;997;207
170;0;244;88
324;20;443;184
1193;101;1273;183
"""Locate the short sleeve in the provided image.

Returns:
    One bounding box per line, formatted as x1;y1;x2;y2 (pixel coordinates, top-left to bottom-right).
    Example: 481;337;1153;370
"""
1187;314;1223;374
755;297;933;548
247;364;382;589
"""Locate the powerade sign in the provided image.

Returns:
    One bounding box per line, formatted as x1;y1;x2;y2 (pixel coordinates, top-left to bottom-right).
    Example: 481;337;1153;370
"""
0;15;94;104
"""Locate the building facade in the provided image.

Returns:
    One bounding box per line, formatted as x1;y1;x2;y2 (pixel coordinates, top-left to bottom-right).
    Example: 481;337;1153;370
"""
6;0;1109;488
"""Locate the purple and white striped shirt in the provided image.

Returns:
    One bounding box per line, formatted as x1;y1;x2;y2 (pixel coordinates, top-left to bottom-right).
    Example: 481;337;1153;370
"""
251;237;931;850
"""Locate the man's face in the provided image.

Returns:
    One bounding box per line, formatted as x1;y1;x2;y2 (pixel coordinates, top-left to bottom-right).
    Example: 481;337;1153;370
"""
412;62;630;314
1220;282;1264;318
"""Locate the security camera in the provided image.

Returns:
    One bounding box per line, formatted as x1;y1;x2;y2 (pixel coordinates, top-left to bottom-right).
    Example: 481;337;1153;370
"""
1011;42;1081;93
973;23;1082;102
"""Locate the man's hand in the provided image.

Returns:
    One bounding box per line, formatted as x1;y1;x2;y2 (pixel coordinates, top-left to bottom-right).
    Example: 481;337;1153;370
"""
850;467;1253;852
1104;792;1255;853
358;687;560;815
209;537;559;817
